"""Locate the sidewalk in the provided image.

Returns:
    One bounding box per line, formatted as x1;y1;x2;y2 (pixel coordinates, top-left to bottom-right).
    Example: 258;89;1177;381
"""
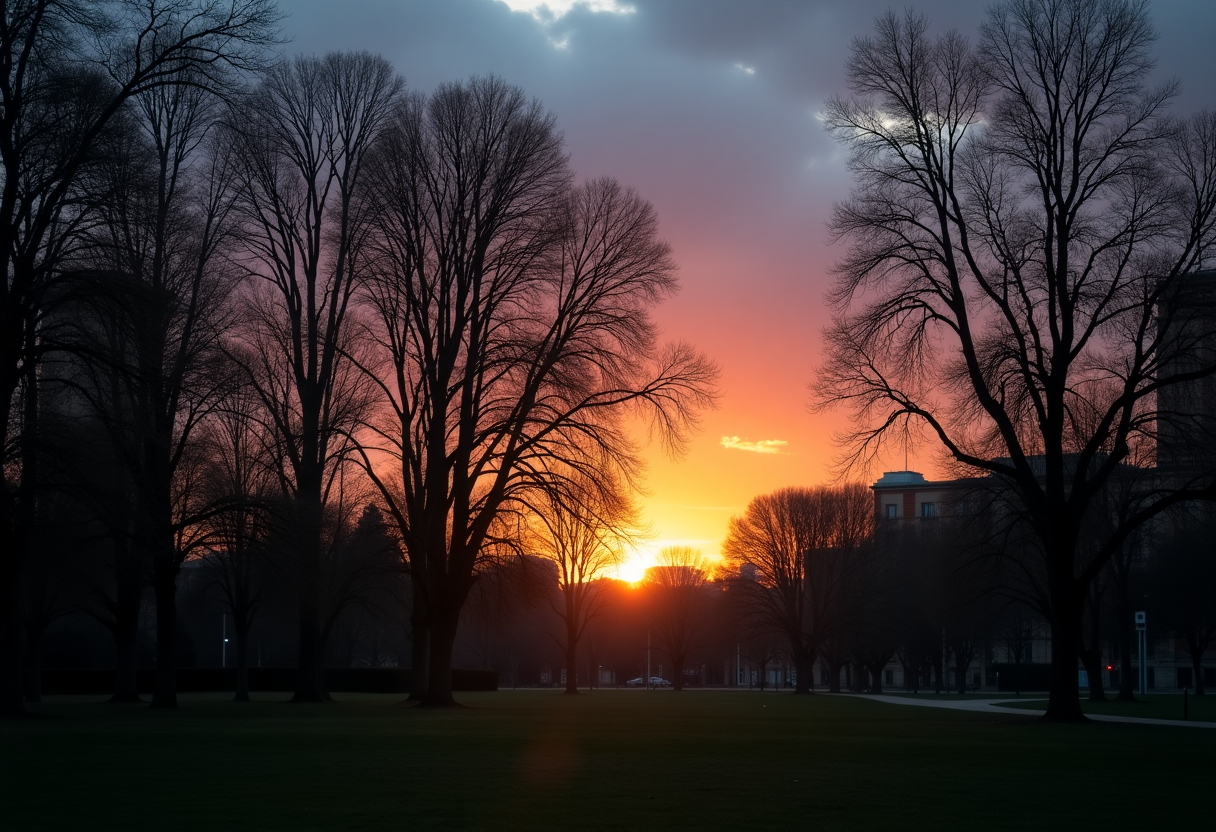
854;694;1216;728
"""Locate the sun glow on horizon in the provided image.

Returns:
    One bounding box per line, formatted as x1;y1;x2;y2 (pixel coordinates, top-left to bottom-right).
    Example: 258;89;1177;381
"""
612;540;722;584
614;545;658;583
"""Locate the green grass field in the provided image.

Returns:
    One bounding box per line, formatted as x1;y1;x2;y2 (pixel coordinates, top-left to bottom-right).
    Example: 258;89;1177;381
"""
995;691;1216;722
2;691;1212;831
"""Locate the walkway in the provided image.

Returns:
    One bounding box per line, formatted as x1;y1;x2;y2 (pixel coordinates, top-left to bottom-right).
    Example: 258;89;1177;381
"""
854;694;1216;728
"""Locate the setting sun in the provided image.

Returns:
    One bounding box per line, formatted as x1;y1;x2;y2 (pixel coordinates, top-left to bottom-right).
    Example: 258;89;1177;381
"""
612;542;723;583
613;545;657;583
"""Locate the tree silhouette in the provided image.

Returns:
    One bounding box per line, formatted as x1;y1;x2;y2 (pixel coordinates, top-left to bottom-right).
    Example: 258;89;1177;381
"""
529;470;636;695
357;77;717;705
722;483;873;694
0;0;280;717
225;51;402;702
817;0;1216;721
644;546;709;691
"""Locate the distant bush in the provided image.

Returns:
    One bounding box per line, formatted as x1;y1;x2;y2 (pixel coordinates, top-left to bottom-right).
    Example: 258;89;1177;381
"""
37;667;498;694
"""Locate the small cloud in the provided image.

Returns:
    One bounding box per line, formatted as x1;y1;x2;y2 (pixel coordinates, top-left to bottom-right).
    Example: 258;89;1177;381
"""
497;0;634;51
720;436;789;455
734;63;756;75
497;0;636;24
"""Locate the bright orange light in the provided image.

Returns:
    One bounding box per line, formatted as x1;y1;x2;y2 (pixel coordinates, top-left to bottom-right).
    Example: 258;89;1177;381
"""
615;545;659;583
612;541;724;584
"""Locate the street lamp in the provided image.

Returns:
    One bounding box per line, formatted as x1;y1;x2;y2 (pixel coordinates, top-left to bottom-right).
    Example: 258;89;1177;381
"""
647;629;651;690
1136;611;1147;695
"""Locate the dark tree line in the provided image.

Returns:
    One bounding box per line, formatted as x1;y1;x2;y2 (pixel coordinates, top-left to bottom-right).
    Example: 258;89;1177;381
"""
719;478;1210;701
2;0;283;717
3;5;716;713
815;0;1216;720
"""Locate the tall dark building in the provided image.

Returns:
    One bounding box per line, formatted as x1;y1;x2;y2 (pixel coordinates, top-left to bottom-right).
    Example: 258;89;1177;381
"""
1157;269;1216;478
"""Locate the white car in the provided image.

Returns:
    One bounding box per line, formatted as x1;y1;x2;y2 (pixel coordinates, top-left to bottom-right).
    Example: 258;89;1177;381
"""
626;677;645;686
649;676;671;686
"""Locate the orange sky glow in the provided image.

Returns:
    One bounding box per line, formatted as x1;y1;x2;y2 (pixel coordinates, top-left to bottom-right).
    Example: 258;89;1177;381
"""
282;1;1214;577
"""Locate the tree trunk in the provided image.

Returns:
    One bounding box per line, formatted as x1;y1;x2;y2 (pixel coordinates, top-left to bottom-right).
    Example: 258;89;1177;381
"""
23;628;42;703
564;618;579;695
827;661;841;693
291;492;327;703
671;656;684;691
1116;600;1137;701
1043;577;1086;721
150;556;178;708
793;647;814;695
954;648;972;695
1;540;25;716
293;605;326;703
110;548;143;703
1;328;34;717
1184;626;1210;696
234;617;250;703
868;661;884;694
1080;581;1106;703
420;607;458;707
1079;645;1106;702
407;600;429;702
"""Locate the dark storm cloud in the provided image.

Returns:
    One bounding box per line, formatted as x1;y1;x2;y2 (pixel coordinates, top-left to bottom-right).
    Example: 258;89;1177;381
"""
278;0;1216;359
281;2;1213;193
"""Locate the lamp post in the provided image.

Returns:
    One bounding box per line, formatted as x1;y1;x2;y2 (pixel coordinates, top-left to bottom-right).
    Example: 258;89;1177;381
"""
647;630;652;690
221;612;228;668
1136;611;1147;695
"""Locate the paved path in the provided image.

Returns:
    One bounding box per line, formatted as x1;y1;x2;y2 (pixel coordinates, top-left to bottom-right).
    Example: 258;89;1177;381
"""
853;694;1216;728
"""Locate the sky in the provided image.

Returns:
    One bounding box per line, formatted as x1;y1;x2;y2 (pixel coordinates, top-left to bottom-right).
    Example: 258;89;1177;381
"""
281;0;1216;577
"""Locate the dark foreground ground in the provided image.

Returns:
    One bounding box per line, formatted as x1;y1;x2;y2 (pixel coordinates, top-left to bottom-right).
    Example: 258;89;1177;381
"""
2;691;1212;831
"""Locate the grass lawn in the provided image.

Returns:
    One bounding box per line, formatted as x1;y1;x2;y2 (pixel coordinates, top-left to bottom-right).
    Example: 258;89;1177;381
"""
2;690;1212;831
996;692;1216;722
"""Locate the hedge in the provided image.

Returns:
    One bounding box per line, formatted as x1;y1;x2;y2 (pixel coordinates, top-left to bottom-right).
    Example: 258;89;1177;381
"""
36;667;498;695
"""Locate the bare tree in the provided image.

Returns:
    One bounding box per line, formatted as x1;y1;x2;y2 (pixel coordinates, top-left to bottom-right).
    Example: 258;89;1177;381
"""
0;0;280;717
816;0;1216;721
643;546;709;691
226;51;402;702
528;470;636;695
722;483;873;694
66;70;246;707
200;383;274;701
357;77;718;706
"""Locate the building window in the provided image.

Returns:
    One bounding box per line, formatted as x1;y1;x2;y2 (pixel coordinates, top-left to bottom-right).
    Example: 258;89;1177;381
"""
921;502;937;518
885;504;897;519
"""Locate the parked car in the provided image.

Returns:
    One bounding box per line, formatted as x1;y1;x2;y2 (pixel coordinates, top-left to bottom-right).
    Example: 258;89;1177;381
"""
649;676;671;686
626;677;645;686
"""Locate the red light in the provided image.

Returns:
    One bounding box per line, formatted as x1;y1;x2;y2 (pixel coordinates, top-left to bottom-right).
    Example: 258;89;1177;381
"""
1106;665;1113;671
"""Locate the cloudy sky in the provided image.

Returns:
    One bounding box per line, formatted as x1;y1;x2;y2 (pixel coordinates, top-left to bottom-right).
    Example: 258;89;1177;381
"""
282;0;1215;574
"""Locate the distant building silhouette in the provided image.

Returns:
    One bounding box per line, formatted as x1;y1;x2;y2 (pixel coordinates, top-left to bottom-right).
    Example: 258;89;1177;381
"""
868;271;1216;692
1157;269;1216;477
